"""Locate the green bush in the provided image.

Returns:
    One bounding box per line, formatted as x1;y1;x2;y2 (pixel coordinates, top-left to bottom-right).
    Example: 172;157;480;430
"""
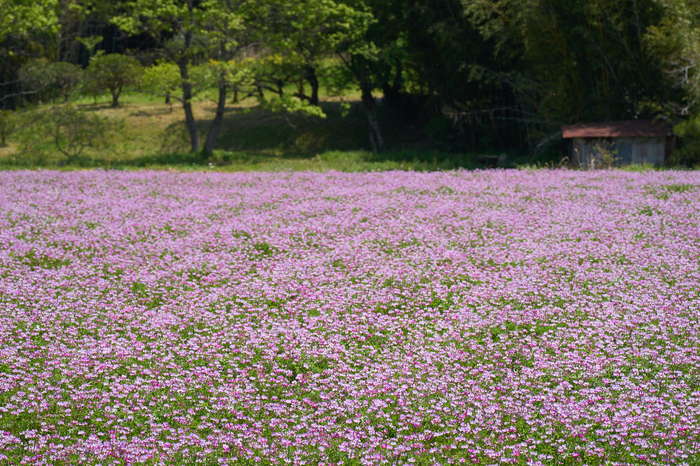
87;54;143;107
18;59;54;102
141;61;181;108
51;62;84;102
18;59;83;103
672;116;700;167
19;106;122;164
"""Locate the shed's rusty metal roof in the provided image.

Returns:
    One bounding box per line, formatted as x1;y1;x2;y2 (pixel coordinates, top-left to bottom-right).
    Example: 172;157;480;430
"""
562;120;672;138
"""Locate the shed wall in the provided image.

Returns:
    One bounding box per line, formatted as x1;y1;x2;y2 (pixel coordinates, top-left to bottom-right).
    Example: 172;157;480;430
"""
571;137;665;167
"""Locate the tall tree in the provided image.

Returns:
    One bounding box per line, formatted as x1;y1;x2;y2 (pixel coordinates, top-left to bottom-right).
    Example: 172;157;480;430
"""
0;0;60;108
0;0;60;43
266;0;373;106
115;0;341;155
644;0;700;116
113;0;247;153
462;0;670;124
370;0;521;152
333;0;393;153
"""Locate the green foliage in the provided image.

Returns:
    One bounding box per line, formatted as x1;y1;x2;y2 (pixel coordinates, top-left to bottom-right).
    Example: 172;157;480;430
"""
463;0;671;124
0;109;17;146
4;0;700;160
87;53;143;107
75;35;103;57
261;95;327;118
140;60;181;106
644;0;700;116
111;0;254;152
51;62;84;102
0;0;59;43
262;0;376;103
18;59;83;103
18;59;55;98
19;105;122;164
672;115;700;167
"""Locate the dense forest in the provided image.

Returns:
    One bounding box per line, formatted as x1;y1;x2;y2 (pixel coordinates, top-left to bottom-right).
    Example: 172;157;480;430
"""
1;0;700;165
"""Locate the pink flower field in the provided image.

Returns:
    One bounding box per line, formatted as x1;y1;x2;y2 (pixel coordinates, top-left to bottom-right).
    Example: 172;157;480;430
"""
1;169;699;466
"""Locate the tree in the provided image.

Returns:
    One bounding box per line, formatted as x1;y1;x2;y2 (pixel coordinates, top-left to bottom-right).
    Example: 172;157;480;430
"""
18;59;58;103
113;0;253;153
141;60;181;108
265;0;373;107
0;0;61;109
644;0;700;166
462;0;670;124
0;0;59;43
52;61;83;101
114;0;350;156
18;59;84;103
644;0;700;116
328;0;389;153
87;53;143;107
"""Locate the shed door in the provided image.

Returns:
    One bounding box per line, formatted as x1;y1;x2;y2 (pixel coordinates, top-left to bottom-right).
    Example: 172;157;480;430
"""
616;139;633;165
633;139;650;164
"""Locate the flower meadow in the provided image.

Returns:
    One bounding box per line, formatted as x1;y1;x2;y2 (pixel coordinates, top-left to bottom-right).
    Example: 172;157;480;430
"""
0;169;699;466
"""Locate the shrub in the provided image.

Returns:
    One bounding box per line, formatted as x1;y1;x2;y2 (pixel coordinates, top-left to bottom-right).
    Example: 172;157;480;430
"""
51;62;84;102
18;59;83;103
20;106;122;164
87;54;143;107
673;116;700;167
18;59;54;102
141;61;181;109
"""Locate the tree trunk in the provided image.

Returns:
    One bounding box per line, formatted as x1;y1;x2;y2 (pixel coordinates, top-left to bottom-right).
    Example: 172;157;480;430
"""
178;61;200;153
296;79;306;101
361;85;385;153
306;65;319;106
203;76;227;156
111;89;120;108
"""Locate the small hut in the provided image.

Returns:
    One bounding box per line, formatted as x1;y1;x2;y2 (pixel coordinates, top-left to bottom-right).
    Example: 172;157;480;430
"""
562;120;675;167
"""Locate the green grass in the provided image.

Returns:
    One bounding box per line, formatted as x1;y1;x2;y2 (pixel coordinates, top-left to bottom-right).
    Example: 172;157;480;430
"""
5;88;676;172
0;89;509;171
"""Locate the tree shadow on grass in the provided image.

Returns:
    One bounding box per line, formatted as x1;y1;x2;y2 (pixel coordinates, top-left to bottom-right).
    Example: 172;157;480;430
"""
128;106;175;118
205;101;372;157
127;100;487;170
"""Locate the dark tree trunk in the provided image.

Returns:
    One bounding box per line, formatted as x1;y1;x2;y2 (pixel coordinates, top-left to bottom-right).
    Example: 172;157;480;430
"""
204;76;227;156
296;80;305;100
306;65;319;106
352;56;385;153
361;84;385;153
111;88;120;107
178;60;200;153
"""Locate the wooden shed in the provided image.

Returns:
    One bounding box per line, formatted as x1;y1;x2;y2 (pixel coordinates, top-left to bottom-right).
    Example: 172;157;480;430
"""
562;120;675;168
